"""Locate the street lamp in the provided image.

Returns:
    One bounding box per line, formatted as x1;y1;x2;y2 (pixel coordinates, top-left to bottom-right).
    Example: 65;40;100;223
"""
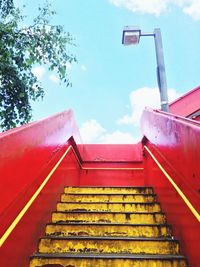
122;26;169;112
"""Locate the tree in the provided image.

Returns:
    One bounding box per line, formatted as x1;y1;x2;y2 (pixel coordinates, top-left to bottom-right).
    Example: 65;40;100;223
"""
0;0;77;130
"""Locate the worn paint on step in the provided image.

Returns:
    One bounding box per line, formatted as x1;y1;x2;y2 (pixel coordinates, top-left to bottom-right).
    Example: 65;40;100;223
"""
45;223;172;238
30;257;187;267
64;187;154;194
61;194;156;203
52;211;166;224
56;202;161;213
39;237;180;254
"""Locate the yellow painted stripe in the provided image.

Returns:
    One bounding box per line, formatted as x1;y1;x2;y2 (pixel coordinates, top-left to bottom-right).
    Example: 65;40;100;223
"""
144;145;200;223
0;145;73;247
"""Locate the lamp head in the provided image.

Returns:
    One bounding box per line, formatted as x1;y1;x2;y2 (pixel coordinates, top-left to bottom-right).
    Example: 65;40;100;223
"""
122;26;141;45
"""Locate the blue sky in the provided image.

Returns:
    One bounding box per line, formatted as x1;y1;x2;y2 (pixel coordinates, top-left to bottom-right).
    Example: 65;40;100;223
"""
18;0;200;143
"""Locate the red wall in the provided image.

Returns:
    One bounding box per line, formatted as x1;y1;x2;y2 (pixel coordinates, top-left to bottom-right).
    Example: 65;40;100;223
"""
78;143;143;162
0;110;82;266
79;144;144;186
141;108;200;267
79;167;144;187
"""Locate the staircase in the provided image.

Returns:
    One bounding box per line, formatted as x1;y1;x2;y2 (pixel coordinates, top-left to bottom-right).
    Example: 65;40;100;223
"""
30;186;188;267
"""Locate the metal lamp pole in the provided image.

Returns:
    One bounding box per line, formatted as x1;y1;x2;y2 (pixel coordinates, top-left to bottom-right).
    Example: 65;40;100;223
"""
153;28;169;112
122;27;169;112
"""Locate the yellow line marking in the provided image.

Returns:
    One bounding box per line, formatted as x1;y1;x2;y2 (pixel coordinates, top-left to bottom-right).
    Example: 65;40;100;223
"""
144;145;200;223
82;167;144;171
0;145;73;247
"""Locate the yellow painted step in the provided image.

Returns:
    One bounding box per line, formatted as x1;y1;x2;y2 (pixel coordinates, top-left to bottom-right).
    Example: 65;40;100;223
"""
52;211;167;224
30;254;188;267
64;186;154;194
57;202;161;213
45;223;172;238
39;236;180;254
61;194;156;203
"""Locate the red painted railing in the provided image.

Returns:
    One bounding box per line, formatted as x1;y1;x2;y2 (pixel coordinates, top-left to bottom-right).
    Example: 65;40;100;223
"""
0;109;82;266
141;107;200;267
169;85;200;117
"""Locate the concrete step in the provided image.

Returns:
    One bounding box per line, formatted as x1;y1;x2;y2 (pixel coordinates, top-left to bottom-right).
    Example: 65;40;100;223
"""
64;186;154;194
30;253;188;267
29;185;188;267
56;202;161;213
52;211;167;224
61;193;156;203
45;222;172;238
38;236;180;255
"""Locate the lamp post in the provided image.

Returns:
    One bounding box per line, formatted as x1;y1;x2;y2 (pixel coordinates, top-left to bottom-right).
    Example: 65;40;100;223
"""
122;26;169;112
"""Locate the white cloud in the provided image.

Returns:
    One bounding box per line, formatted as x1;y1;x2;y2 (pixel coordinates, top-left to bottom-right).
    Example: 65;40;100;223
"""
81;65;87;71
79;119;140;144
49;74;60;84
100;130;140;144
79;87;180;144
183;1;200;20
118;87;180;126
109;0;200;20
110;0;168;16
32;66;45;80
80;119;106;143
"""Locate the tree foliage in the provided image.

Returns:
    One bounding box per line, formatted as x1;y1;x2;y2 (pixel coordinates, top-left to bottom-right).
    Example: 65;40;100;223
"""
0;0;14;18
0;1;77;130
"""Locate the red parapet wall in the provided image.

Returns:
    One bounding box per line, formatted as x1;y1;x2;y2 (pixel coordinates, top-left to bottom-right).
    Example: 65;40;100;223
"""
169;85;200;117
0;110;82;266
0;109;81;218
0;148;81;267
141;108;200;267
